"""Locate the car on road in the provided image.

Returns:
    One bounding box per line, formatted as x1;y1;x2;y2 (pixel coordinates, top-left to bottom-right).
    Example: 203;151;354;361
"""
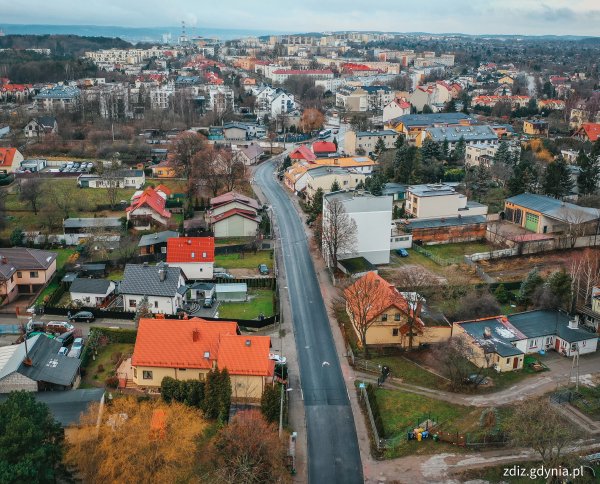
58;347;69;356
214;271;234;280
396;248;409;257
269;353;287;365
69;311;95;323
464;373;489;385
68;337;84;358
258;264;269;275
45;321;74;334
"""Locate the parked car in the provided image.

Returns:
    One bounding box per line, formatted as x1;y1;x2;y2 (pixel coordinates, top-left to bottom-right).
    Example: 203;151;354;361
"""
56;330;75;347
396;248;409;257
69;311;95;323
203;297;214;308
26;319;46;333
58;347;69;356
464;374;489;385
46;321;74;334
258;264;269;275
269;353;287;365
214;272;234;280
68;337;84;358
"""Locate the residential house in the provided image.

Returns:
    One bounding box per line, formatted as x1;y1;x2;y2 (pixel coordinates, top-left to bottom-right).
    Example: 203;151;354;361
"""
69;278;116;307
0;335;81;393
408;82;451;111
131;318;274;400
405;183;488;220
290;145;316;163
383;99;411;123
126;187;172;230
221;122;250;141
204;85;235;114
119;262;186;315
187;282;215;304
207;192;261;238
77;170;145;189
386;113;475;143
577;286;600;334
304;166;367;201
504;193;600;235
323;191;393;265
312;141;337;157
268;69;333;83
335;86;368;112
234;143;264;166
418;125;498;149
24;116;58;138
574;123;600;143
63;217;122;235
344;130;399;156
344;271;451;348
0;148;24;175
151;161;177;178
523;119;549;137
382;182;407;205
138;230;179;255
465;142;520;167
471;95;530;109
454;310;598;372
20;159;46;173
166;237;215;280
0;248;57;304
34;85;80;111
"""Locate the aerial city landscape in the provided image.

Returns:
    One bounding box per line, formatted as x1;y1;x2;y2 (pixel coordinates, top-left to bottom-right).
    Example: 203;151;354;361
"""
1;1;600;482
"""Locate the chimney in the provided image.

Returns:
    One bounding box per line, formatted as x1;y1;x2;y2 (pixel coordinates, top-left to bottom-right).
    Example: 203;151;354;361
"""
158;267;166;282
187;239;192;245
192;329;200;342
568;315;579;330
483;327;492;339
245;339;251;346
0;256;7;264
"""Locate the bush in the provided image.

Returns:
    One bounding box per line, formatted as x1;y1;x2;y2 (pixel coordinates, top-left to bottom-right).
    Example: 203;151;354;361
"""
96;364;105;374
105;376;119;388
160;376;205;409
365;383;386;438
90;326;137;344
494;284;510;304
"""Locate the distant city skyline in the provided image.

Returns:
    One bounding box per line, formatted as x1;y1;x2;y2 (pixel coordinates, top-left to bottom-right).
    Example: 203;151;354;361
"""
2;0;600;38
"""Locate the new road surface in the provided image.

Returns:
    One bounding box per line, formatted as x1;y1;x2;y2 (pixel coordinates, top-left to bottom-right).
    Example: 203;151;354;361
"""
255;159;363;484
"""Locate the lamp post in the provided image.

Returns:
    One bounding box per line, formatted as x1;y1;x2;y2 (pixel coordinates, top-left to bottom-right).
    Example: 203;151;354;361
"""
279;386;293;437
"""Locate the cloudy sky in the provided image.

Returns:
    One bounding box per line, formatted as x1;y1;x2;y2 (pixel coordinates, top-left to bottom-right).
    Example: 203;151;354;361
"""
3;0;600;36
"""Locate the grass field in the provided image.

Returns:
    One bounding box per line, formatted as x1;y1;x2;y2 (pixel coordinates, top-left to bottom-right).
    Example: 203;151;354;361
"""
82;343;134;388
425;242;492;260
218;289;274;320
54;248;78;269
369;355;447;388
214;251;273;270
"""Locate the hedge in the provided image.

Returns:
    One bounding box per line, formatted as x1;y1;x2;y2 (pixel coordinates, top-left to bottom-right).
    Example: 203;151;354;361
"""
89;326;137;344
366;383;386;438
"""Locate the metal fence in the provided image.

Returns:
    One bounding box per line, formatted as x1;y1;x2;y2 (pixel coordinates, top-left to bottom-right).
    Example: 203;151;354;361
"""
412;244;464;266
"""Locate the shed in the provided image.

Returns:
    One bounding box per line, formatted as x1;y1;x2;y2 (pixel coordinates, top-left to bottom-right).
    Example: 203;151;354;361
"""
215;283;248;302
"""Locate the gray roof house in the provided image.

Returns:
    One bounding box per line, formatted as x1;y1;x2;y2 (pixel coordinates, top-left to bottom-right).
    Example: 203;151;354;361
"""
69;278;116;307
119;262;186;315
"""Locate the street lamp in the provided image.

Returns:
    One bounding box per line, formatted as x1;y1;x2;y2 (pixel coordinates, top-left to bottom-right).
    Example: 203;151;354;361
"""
279;386;293;437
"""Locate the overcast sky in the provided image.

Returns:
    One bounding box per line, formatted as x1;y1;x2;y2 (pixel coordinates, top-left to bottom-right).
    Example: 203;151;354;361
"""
3;0;600;36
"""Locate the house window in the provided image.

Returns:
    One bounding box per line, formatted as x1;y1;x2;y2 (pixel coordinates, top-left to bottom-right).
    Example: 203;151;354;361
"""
17;271;22;278
133;368;137;378
394;313;401;321
381;314;388;322
506;358;510;365
529;339;537;348
142;370;153;380
199;373;205;381
30;271;38;278
154;301;159;308
392;328;399;336
178;368;186;371
129;299;137;308
202;252;207;258
546;337;552;345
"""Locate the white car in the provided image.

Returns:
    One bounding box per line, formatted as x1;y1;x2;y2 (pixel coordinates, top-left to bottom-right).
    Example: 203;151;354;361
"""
58;347;69;356
68;337;84;358
269;353;287;365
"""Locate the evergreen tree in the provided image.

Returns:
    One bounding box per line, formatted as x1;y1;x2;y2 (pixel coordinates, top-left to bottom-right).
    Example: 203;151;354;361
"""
493;141;512;166
453;136;466;164
202;369;220;419
546;270;573;311
591;138;600;160
374;137;386;156
330;179;341;192
310;188;324;218
421;138;442;160
441;139;450;160
422;104;433;114
260;384;281;423
368;175;383;196
443;98;457;113
218;368;232;423
494;284;510;304
134;295;152;328
394;134;405;149
508;156;539;196
542;156;573;199
576;150;600;195
519;268;544;304
332;137;338;150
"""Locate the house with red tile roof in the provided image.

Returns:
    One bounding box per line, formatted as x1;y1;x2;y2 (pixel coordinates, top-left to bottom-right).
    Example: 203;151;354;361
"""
383;98;411;123
290;145;317;163
131;318;274;400
166;237;215;280
0;148;24;175
574;123;600;143
126;187;172;230
312;141;337;157
344;271;451;348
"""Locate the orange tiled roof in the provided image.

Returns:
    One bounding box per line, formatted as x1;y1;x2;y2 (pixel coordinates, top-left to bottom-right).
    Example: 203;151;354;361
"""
155;184;172;196
166;237;215;263
126;187;171;218
313;156;377;168
312;141;337;153
0;148;18;167
580;123;600;142
131;318;274;377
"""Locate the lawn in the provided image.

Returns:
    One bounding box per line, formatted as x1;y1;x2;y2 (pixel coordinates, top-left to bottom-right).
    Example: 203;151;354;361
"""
54;248;78;269
572;385;600;419
215;236;254;246
214;251;273;270
35;279;61;305
425;242;493;260
82;343;134;387
369;355;448;388
106;268;125;281
218;289;274;320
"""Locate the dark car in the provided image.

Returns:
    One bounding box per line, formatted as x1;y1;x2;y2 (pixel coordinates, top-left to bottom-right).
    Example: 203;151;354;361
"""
396;248;409;257
258;264;269;275
69;311;95;323
56;330;75;347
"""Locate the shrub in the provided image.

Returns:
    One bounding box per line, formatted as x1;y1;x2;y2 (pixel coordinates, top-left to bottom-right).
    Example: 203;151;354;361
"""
105;376;119;388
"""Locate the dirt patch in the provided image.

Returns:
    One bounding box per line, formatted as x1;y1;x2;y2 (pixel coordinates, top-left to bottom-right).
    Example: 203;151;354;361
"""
228;268;271;279
479;248;600;282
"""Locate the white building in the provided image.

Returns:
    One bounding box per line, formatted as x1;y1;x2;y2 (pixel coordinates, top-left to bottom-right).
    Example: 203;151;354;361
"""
69;279;116;307
344;129;400;156
322;191;393;266
383;99;412;123
405;183;488;219
77;170;145;189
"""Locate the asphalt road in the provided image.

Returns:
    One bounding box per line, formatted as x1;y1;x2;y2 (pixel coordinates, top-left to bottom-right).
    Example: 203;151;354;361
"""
255;159;363;484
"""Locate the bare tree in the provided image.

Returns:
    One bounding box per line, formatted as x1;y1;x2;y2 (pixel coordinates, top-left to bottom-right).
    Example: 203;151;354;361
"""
569;248;600;308
19;178;44;215
554;206;597;249
173;131;205;178
433;335;491;390
49;183;75;219
97;160;122;210
321;199;357;269
506;397;577;467
343;271;398;357
219;151;247;193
